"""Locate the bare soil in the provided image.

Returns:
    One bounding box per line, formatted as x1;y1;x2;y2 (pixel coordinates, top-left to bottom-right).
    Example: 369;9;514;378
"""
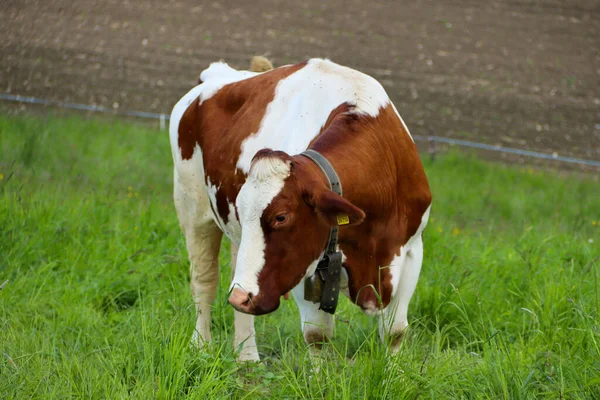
1;0;599;164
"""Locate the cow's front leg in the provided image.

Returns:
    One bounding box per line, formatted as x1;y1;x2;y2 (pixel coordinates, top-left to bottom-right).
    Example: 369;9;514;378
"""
230;243;260;362
379;235;424;352
291;281;334;358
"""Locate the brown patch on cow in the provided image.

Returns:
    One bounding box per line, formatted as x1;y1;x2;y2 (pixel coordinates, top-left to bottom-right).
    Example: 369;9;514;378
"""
177;98;200;161
305;103;431;310
176;61;307;224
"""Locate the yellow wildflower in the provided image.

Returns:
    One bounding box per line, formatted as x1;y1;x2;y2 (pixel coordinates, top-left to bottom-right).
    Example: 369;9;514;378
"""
128;186;133;191
128;192;133;198
437;227;443;233
593;220;597;226
452;227;461;235
0;173;3;180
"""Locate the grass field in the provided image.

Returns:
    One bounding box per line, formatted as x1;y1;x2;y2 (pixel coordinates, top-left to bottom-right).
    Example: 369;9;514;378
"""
1;113;599;399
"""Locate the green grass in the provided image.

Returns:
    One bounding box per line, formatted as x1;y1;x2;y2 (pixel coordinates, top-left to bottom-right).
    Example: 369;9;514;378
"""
1;113;599;399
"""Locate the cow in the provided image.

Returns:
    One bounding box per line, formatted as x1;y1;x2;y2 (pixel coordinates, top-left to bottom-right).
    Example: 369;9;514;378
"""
169;57;432;362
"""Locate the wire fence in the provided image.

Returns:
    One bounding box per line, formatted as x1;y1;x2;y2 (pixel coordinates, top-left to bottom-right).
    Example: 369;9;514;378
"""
0;93;169;130
2;92;599;169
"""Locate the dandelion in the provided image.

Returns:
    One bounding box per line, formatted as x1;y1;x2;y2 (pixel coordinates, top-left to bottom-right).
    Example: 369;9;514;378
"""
437;227;443;233
593;220;597;226
128;192;133;198
0;173;3;180
452;227;461;235
128;186;133;191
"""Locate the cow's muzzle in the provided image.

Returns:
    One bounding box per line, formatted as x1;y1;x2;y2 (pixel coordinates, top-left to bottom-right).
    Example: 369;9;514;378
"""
228;288;283;315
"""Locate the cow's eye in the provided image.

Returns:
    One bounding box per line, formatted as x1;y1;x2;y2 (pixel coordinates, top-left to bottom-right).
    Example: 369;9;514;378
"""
274;214;288;224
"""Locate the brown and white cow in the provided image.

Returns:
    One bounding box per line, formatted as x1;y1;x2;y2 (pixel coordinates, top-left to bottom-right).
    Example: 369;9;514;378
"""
170;58;431;361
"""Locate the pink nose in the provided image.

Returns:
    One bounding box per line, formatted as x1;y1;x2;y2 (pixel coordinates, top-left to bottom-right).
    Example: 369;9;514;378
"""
228;288;254;313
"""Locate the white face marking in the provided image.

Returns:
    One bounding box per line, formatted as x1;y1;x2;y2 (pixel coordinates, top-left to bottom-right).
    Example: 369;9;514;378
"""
236;59;392;173
230;157;291;295
387;204;431;299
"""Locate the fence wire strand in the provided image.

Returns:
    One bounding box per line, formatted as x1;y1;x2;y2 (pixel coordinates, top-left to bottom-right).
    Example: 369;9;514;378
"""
2;92;599;168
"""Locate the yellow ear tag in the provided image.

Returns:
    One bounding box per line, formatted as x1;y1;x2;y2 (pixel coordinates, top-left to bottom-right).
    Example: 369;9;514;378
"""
337;215;350;225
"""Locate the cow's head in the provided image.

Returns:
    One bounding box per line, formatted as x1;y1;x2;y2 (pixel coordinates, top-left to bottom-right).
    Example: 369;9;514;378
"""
229;149;365;315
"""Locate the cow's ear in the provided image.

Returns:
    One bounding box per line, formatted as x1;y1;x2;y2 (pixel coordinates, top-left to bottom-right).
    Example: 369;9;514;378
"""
313;189;365;227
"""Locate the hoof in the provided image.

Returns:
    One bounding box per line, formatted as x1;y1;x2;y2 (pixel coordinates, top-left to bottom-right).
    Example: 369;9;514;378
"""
236;348;260;363
190;330;210;349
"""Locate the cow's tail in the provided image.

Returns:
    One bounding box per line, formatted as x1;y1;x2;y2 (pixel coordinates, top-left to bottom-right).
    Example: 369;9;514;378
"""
249;56;273;72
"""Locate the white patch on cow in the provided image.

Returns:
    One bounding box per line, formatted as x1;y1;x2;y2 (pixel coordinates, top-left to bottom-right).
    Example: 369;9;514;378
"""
205;178;242;243
205;179;225;230
199;62;261;105
171;142;209;220
230;157;292;295
378;205;430;349
226;201;242;246
391;102;414;143
387;204;431;299
236;58;392;173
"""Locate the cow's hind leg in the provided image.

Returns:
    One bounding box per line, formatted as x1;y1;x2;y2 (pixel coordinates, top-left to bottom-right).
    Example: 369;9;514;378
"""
174;175;222;347
379;235;424;352
230;243;260;362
